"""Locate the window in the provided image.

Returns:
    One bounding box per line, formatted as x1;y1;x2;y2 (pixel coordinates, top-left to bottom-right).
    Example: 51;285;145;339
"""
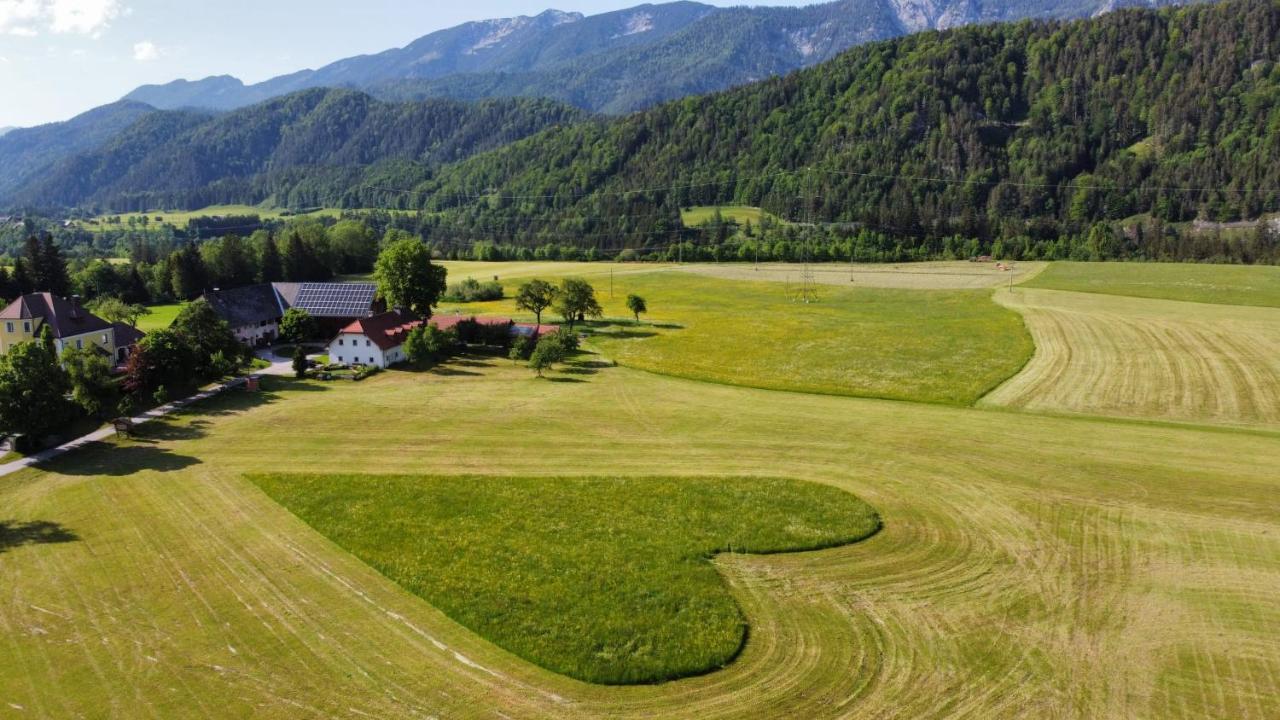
102;334;108;344
368;357;374;364
4;322;12;333
365;340;371;347
76;339;83;349
338;339;344;346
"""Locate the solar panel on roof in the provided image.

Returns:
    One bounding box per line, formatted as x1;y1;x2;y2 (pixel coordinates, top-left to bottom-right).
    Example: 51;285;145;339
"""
292;283;377;318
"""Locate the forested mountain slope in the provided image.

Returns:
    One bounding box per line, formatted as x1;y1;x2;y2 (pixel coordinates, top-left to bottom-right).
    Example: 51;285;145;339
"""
383;0;1280;257
0;102;157;201
123;0;1188;116
10;90;584;211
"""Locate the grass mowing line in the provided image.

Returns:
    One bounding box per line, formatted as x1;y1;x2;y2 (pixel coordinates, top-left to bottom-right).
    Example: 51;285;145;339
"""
985;288;1280;428
1024;261;1280;308
2;365;1278;717
247;473;880;685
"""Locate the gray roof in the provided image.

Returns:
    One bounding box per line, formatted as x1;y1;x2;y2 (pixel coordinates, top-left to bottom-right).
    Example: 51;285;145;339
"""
203;285;285;329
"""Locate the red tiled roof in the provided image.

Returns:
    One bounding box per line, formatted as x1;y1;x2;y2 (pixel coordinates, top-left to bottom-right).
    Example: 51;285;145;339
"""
337;310;424;351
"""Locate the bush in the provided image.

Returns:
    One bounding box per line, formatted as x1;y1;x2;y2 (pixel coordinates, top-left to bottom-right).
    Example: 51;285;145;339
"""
509;335;533;362
353;366;382;381
404;325;458;364
456;318;513;348
442;278;505;303
545;328;580;352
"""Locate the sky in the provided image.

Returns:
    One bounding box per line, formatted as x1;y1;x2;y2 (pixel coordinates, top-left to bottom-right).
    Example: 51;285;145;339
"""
0;0;813;128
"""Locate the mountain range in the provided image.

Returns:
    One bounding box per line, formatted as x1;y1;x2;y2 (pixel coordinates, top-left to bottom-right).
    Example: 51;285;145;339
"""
125;0;1184;116
7;92;583;211
0;0;1200;214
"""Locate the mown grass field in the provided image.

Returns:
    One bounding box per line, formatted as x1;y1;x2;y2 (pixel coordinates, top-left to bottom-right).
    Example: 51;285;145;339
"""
136;302;185;332
438;269;1033;405
985;287;1280;427
0;261;1276;718
0;360;1275;718
1024;261;1280;307
249;473;879;684
679;206;782;227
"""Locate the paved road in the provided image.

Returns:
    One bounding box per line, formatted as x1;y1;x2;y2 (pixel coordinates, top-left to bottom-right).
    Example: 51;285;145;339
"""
254;347;295;376
0;377;249;479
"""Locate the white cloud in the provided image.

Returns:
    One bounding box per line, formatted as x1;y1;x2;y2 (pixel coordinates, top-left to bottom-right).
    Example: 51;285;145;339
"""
132;39;158;61
0;0;123;37
49;0;121;35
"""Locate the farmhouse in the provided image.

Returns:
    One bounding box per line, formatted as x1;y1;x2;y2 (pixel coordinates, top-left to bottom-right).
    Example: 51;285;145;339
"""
0;293;145;363
328;310;423;368
203;281;381;347
202;284;283;346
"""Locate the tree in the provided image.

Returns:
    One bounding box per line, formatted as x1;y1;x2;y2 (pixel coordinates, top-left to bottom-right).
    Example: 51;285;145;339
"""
169;244;208;300
404;325;455;365
0;338;71;444
554;278;603;330
328;220;379;273
63;346;118;420
528;333;567;377
0;266;15;302
171;300;243;380
39;324;55;356
124;329;195;395
626;294;647;323
89;296;150;328
509;335;532;363
258;233;283;283
201;234;256;289
292;346;308;379
279;308;317;344
515;279;558;325
11;258;33;296
373;238;447;317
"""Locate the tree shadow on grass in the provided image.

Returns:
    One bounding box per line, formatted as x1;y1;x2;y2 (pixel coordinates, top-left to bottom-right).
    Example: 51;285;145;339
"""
42;442;202;476
0;521;79;554
429;366;483;377
547;377;587;384
599;330;659;340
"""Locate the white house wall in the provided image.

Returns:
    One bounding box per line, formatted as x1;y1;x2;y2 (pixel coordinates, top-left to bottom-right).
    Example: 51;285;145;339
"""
329;332;399;369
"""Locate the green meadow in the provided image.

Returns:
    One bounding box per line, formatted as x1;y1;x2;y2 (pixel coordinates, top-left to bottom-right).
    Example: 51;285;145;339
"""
1024;261;1280;307
137;302;185;332
680;206;783;227
439;269;1033;405
249;473;879;684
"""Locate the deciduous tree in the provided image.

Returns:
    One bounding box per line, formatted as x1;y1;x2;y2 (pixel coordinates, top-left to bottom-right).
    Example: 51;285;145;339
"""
373;238;447;317
554;278;602;330
515;279;557;326
626;294;647;323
